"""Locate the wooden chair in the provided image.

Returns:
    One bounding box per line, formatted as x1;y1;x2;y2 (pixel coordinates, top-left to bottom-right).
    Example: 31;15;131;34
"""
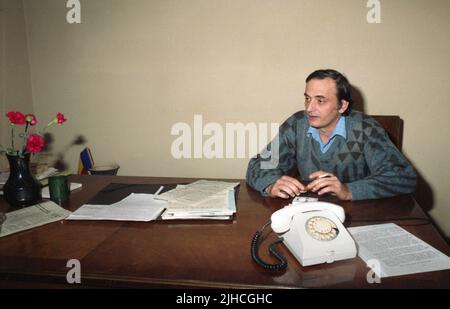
371;115;404;150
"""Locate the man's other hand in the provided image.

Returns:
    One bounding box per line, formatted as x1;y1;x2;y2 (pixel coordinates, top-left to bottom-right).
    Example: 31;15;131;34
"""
307;171;352;200
266;176;306;199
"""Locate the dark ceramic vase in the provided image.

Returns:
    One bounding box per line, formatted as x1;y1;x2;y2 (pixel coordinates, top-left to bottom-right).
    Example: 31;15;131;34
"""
3;153;42;208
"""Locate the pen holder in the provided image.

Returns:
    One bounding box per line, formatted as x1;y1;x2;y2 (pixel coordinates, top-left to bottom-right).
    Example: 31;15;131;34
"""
48;175;70;205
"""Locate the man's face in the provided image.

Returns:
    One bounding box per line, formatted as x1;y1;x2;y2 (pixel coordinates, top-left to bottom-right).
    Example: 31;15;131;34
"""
304;78;348;132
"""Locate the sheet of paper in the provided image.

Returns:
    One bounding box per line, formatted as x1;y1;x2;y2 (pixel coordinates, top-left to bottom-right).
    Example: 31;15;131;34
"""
159;180;238;206
36;167;60;180
348;223;450;278
67;193;167;222
0;201;72;238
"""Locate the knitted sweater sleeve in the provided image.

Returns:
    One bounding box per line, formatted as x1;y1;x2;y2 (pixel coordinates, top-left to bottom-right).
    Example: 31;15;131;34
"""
245;116;299;195
346;124;417;200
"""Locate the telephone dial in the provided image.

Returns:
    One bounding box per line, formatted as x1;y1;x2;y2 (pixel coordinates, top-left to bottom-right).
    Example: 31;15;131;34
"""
251;197;357;269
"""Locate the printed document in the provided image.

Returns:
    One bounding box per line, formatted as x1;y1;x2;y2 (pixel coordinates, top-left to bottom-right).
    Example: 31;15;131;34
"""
0;201;72;238
158;180;239;220
67;193;167;222
159;180;238;205
162;189;237;220
348;223;450;278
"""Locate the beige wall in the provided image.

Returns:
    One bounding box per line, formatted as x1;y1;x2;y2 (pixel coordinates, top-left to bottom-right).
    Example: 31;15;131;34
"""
3;0;449;236
0;0;34;169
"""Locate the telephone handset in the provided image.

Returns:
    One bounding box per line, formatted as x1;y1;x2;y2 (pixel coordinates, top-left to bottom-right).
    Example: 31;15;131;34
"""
251;199;357;269
271;201;345;233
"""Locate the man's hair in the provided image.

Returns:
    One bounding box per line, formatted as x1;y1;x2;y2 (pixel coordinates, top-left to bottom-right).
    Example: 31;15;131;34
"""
306;69;353;116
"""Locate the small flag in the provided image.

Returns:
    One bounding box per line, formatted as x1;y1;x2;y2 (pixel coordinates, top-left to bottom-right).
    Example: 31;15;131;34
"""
78;147;94;175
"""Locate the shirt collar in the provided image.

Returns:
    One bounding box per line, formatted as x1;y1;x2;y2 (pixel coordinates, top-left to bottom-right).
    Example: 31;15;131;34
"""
307;116;347;140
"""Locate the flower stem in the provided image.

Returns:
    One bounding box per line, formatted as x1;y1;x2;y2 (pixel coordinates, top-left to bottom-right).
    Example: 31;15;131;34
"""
10;126;15;150
43;119;57;131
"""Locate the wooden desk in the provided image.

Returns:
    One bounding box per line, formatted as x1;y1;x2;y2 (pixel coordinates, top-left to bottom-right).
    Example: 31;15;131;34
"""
0;175;449;288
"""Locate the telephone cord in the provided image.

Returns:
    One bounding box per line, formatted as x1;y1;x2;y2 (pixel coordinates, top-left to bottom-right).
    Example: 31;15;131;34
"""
250;220;287;270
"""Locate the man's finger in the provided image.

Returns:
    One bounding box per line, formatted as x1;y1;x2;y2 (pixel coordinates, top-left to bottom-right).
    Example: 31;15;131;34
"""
277;190;290;199
308;171;324;180
278;184;296;197
317;185;334;196
307;175;336;191
309;179;335;193
280;177;306;192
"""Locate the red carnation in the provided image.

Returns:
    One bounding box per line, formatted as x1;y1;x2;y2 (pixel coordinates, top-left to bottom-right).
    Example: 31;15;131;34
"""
26;134;45;154
4;110;66;156
6;111;26;125
56;113;67;124
25;114;37;126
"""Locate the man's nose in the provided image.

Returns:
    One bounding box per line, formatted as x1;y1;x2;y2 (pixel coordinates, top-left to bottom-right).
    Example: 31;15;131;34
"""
306;100;316;112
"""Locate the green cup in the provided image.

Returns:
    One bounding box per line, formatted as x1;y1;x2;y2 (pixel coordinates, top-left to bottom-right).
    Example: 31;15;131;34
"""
48;175;70;205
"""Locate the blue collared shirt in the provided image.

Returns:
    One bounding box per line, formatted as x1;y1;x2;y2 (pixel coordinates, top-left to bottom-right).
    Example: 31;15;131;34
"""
307;116;347;153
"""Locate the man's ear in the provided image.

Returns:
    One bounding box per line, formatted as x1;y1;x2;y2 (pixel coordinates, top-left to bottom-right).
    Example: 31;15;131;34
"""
338;100;349;114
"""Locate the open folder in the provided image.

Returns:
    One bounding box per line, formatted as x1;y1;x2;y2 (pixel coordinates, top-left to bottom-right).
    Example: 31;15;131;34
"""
66;183;174;222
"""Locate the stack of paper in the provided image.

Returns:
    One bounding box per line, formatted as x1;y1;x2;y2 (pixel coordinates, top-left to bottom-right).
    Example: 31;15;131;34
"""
158;180;239;220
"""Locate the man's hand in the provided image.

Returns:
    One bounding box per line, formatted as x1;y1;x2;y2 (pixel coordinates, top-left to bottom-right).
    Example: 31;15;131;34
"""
307;171;353;200
266;176;306;199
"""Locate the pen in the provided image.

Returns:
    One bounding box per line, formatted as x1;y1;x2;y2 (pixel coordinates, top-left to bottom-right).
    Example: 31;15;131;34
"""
317;173;332;179
153;186;164;200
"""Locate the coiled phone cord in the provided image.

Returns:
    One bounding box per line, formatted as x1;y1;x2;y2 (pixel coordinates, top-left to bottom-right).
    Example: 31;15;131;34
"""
250;220;287;270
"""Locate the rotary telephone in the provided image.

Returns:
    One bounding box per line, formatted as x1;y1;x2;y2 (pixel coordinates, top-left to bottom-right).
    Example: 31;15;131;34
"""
251;197;357;269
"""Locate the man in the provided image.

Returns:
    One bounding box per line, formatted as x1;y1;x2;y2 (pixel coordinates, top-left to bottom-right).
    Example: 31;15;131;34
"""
246;69;417;200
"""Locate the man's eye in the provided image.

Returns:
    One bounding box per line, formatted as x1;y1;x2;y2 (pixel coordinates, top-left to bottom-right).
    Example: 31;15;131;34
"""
305;97;311;102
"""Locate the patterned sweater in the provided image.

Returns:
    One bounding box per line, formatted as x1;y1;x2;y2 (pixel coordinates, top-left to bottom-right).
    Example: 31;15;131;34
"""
246;111;417;200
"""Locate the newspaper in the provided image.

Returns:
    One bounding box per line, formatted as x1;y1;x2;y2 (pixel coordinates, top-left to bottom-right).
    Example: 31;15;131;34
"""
0;201;72;238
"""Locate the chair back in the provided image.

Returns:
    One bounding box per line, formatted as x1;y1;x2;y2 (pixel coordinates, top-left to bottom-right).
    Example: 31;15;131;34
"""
371;115;404;150
287;114;404;178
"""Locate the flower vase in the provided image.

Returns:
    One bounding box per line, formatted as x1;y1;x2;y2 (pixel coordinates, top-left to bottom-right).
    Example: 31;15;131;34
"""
3;153;42;208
